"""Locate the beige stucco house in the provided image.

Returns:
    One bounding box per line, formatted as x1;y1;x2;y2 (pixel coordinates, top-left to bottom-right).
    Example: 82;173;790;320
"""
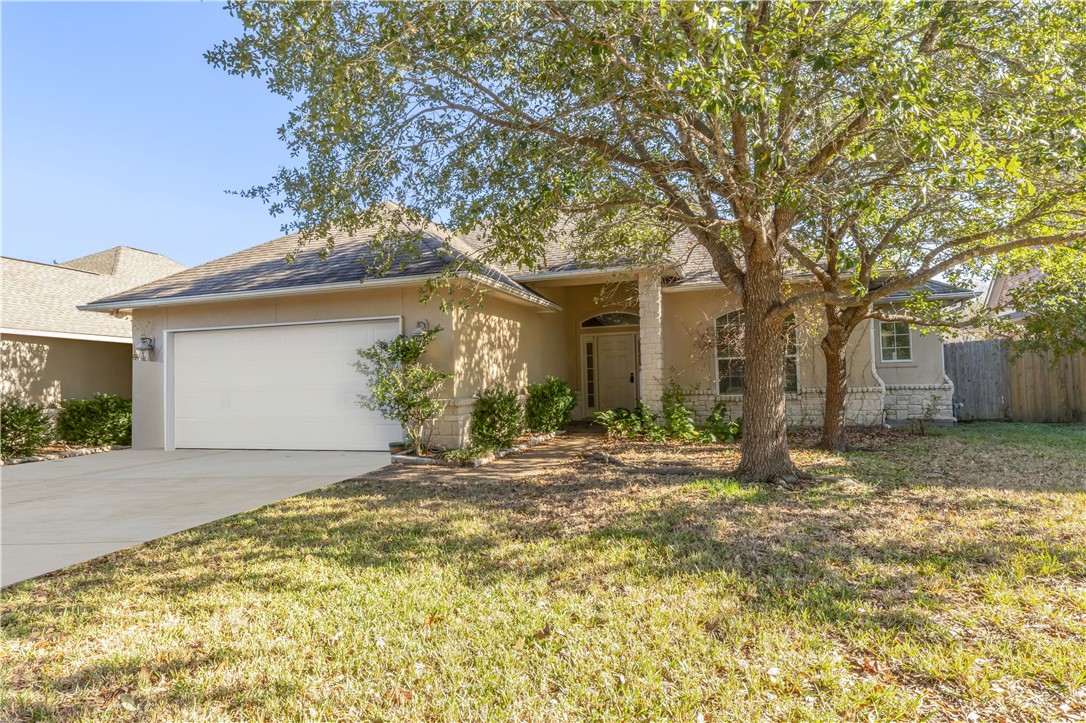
83;212;971;451
1;247;185;407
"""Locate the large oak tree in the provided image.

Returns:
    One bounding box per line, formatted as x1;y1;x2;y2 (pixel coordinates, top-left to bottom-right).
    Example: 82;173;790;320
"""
209;0;1086;481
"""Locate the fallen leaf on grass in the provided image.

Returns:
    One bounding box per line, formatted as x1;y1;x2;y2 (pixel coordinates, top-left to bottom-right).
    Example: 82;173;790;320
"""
119;694;137;711
423;614;444;628
385;686;413;704
533;624;552;640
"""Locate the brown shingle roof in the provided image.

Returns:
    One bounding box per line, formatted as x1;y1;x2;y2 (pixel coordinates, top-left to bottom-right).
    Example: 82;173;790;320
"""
1;248;185;339
85;213;555;310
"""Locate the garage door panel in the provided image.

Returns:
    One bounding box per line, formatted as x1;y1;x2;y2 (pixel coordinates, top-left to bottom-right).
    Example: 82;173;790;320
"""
172;319;402;451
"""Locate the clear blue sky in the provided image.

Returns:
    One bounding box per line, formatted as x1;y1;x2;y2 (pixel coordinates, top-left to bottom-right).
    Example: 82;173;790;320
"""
2;1;296;268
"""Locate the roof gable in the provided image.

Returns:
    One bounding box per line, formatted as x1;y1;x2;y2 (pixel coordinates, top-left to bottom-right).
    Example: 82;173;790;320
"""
85;217;554;310
60;246;185;282
1;248;186;339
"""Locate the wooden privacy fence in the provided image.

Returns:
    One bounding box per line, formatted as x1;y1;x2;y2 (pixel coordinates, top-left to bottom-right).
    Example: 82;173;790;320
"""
944;340;1086;422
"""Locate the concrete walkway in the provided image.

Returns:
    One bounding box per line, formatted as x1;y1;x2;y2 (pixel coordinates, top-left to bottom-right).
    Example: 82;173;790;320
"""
1;448;388;586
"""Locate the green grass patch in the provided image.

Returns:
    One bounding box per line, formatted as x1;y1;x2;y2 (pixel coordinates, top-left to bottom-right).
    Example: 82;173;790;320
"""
683;476;774;502
2;424;1084;720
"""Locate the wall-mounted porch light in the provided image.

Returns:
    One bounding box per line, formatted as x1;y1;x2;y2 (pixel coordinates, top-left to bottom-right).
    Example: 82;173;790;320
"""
409;319;430;338
135;336;156;362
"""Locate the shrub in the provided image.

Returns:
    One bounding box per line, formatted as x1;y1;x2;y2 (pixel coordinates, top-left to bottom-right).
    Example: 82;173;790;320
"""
1;400;53;458
701;402;743;443
661;380;698;442
441;444;497;464
525;376;576;432
471;387;524;448
595;404;665;440
355;327;451;454
56;394;131;446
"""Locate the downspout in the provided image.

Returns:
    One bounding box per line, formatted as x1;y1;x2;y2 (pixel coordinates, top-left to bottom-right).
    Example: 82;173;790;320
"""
939;334;957;422
868;319;888;427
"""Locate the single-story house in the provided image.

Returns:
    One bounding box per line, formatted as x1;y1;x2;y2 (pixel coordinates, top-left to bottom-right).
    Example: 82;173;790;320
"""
1;247;186;407
83;206;973;451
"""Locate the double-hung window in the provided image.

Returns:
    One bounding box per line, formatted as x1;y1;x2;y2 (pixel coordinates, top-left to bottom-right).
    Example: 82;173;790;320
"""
879;321;912;362
716;311;798;394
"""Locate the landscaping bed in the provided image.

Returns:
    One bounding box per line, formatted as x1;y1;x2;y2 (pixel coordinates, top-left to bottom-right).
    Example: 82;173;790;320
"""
2;423;1084;721
392;430;565;467
1;444;129;467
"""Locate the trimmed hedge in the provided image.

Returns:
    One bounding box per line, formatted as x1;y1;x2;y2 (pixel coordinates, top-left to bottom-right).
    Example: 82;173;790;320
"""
525;376;576;433
56;394;132;446
1;400;53;458
470;387;524;449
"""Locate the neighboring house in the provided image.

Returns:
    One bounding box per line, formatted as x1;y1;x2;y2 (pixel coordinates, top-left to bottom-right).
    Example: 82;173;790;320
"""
981;268;1044;322
1;247;186;407
83;205;973;451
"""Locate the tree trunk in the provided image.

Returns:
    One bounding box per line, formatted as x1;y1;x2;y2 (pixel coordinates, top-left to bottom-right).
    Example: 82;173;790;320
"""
735;244;798;483
819;318;849;451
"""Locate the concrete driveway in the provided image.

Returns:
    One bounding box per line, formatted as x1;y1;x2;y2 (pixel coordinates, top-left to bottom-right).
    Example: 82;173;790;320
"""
1;448;388;587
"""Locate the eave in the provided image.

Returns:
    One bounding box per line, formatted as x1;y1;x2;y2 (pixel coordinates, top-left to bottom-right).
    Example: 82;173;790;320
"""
80;273;562;314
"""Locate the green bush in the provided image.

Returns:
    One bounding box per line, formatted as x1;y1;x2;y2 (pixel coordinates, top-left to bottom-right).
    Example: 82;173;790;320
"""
596;397;741;445
1;400;53;458
525;376;576;432
55;394;132;446
441;444;497;464
471;387;524;448
661;380;698;442
701;403;743;443
355;327;451;454
595;404;665;440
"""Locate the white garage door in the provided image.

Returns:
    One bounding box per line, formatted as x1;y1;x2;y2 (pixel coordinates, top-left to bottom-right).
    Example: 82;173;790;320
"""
171;319;403;451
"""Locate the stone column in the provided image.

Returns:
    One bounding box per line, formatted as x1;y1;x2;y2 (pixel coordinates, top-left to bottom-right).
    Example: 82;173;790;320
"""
638;271;665;412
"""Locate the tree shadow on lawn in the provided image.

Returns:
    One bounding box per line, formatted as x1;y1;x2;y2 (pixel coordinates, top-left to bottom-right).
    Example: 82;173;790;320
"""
9;648;262;721
12;440;1085;622
4;433;1084;717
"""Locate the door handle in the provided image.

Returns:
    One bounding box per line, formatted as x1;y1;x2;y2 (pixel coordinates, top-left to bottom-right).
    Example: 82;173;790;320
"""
629;372;635;383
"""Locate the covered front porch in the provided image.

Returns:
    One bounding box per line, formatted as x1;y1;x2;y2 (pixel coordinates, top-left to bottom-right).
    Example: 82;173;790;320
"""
515;271;669;422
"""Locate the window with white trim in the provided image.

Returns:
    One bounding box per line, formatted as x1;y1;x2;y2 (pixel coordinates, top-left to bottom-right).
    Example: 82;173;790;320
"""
879;321;912;362
581;312;639;328
585;340;596;408
716;311;798;394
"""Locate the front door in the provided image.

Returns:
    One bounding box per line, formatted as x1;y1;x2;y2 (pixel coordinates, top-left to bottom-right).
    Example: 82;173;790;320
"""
596;333;639;411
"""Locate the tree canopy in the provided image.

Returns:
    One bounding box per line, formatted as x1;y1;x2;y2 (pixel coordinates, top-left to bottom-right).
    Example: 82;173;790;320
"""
209;0;1086;479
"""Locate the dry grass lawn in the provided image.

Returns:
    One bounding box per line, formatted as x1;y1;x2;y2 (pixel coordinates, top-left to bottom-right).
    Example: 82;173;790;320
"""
2;423;1085;721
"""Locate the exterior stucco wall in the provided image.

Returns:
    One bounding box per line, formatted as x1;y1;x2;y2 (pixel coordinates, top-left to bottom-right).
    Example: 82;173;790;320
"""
131;360;164;449
440;291;569;447
450;293;567;398
658;289;883;426
434;279;643;445
129;286;451;449
128;276;957;450
537;282;639;397
872;314;955;423
1;333;132;406
873;322;946;385
519;279;640;421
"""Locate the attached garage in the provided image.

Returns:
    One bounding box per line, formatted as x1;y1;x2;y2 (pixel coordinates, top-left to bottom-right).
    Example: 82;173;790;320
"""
168;318;403;451
80;213;562;451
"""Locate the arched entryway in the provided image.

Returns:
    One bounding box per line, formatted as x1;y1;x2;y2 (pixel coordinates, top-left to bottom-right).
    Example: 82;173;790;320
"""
580;312;640;414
